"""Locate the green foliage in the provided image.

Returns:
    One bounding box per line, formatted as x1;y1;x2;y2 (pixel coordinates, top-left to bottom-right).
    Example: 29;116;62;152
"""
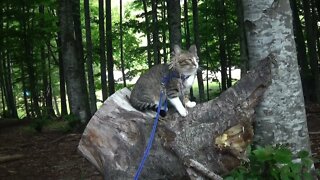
224;146;318;180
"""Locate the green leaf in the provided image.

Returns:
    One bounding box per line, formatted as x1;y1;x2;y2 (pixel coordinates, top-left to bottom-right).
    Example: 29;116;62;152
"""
297;150;309;158
253;147;273;162
274;148;292;163
289;162;302;175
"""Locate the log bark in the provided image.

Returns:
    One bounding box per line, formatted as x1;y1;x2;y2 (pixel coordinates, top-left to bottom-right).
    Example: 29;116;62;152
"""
78;55;274;179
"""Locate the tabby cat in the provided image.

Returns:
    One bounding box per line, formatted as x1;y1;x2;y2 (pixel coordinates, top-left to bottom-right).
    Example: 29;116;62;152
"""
129;45;199;117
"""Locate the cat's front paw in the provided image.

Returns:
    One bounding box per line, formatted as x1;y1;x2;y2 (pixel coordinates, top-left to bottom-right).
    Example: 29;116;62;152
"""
178;108;188;117
185;101;196;108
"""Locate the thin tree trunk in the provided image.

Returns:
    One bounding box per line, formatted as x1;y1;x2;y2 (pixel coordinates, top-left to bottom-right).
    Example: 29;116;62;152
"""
192;0;205;102
218;0;228;91
184;0;190;49
20;60;30;118
119;0;126;87
57;35;68;116
183;0;195;101
84;0;97;115
99;0;108;101
236;0;249;78
46;53;56;117
40;5;55;118
161;0;168;64
3;43;18;118
151;0;160;64
0;83;5;115
0;5;6;115
290;0;310;101
55;4;68;116
142;0;152;68
166;0;182;51
302;0;320;103
22;4;40;117
105;0;115;95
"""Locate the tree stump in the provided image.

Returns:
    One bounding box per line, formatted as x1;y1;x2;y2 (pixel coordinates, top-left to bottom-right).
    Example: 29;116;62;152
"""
78;55;274;179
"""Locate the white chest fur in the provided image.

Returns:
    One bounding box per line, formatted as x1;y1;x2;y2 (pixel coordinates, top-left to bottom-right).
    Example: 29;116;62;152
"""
183;74;196;89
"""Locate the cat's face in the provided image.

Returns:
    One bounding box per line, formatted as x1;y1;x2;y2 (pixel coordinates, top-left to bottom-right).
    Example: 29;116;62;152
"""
170;45;199;75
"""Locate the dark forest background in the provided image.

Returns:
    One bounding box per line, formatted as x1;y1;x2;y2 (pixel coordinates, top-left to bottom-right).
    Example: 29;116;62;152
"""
0;0;319;128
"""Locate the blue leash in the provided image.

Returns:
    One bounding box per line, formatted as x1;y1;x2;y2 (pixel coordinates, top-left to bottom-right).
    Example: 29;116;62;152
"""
134;91;167;180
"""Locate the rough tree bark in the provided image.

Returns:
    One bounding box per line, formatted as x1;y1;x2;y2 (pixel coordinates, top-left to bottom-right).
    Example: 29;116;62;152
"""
242;0;311;153
78;55;274;179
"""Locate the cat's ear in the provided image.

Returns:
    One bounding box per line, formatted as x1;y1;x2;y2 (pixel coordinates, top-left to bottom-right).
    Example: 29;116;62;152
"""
173;45;181;55
189;45;197;54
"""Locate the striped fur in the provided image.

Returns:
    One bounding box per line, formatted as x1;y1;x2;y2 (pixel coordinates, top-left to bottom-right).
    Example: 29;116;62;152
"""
130;45;198;116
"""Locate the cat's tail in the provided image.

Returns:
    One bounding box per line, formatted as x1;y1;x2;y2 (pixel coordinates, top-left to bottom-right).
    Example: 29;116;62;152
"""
129;97;158;111
129;97;167;117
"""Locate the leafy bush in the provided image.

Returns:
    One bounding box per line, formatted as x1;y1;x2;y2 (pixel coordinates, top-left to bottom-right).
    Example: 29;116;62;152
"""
224;146;319;180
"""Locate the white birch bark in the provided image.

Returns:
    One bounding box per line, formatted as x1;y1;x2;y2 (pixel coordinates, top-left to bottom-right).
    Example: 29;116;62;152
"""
242;0;311;153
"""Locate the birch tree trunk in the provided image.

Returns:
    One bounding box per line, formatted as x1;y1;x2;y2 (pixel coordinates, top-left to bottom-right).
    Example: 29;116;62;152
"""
242;0;311;153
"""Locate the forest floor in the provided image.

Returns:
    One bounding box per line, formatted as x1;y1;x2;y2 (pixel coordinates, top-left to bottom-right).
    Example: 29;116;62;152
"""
0;103;319;180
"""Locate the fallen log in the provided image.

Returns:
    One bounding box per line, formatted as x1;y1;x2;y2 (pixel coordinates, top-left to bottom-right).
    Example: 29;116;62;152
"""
78;54;274;179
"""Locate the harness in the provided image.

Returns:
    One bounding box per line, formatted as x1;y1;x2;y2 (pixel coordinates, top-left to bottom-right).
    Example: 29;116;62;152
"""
134;71;189;180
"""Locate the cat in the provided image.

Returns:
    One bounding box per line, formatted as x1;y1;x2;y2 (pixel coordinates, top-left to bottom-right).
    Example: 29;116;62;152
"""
129;45;199;117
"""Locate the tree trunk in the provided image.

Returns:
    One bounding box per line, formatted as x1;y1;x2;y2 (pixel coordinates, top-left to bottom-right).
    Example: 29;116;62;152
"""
56;31;68;116
151;0;160;64
192;0;205;102
99;0;108;101
290;0;311;102
142;0;152;68
59;0;91;123
218;0;228;91
183;0;195;101
0;6;6;116
57;8;65;114
46;53;56;117
161;0;168;64
119;0;126;87
40;5;55;118
236;0;249;78
78;56;273;179
3;42;18;118
22;4;40;117
84;0;97;115
302;0;320;103
106;0;115;95
184;0;191;49
20;59;30;118
166;0;182;52
72;0;91;114
242;0;311;153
